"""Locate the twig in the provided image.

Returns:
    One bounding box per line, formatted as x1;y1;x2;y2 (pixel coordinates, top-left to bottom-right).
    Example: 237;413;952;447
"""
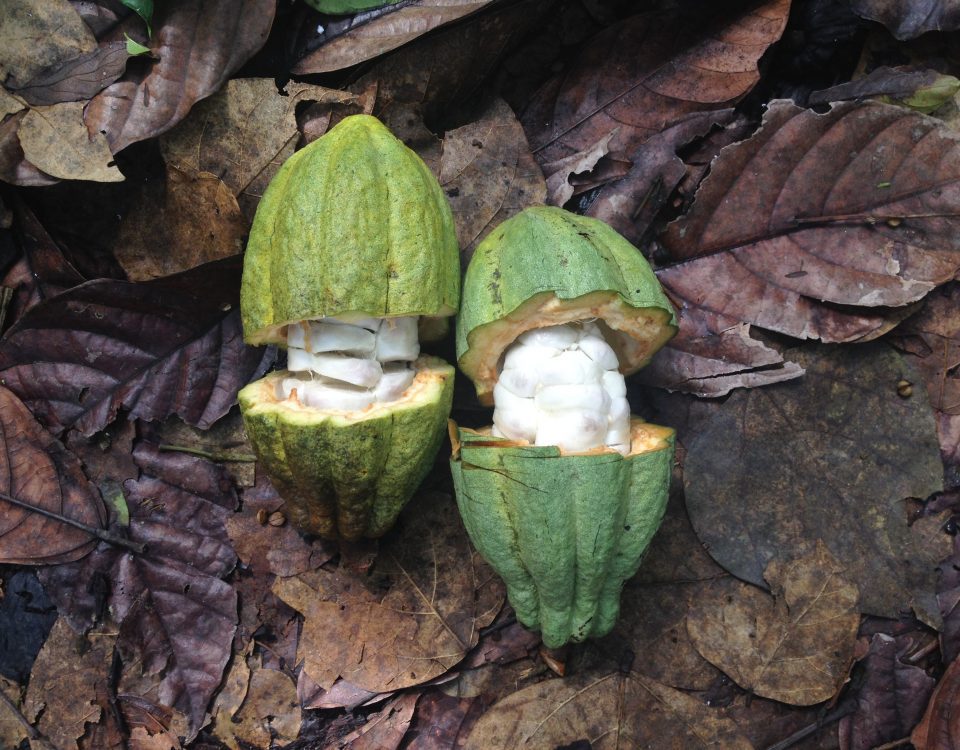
764;698;857;750
158;443;257;463
871;738;912;750
0;490;145;554
0;683;55;749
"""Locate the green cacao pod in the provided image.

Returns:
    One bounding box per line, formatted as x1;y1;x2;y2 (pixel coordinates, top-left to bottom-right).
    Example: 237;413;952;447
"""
239;115;459;541
451;205;676;646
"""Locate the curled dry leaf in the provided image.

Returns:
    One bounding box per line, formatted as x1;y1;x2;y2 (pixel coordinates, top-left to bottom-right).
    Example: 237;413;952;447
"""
808;66;960;110
0;256;275;436
439;97;547;261
851;0;960;40
273;492;504;693
0;386;106;565
336;692;420;750
686;542;859;706
463;670;753;750
85;0;277;153
522;0;790;166
111;166;248;280
293;0;497;75
912;653;960;749
683;344;948;626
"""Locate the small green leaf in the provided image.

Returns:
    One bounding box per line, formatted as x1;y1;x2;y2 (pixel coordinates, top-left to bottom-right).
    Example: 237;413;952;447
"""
304;0;403;15
122;0;154;35
125;33;151;57
102;481;130;527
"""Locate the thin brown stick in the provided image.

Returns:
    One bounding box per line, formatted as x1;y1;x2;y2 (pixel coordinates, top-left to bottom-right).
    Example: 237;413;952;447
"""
0;490;145;555
0;683;55;748
764;698;857;750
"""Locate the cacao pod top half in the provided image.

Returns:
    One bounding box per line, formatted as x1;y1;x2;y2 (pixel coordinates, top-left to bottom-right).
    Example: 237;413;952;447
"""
456;206;677;405
240;114;460;346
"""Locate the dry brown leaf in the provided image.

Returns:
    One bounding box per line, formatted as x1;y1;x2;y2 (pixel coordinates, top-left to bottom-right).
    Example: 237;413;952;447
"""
128;727;180;750
0;0;96;89
293;0;497;75
111;165;247;280
0;676;28;749
273;492;503;693
12;42;129;106
463;670;753;749
912;652;960;749
542;129;615;207
17;101;123;182
212;655;300;750
852;0;960;40
335;692;419;750
686;543;859;706
23;618;115;750
0;107;58;187
85;0;277;153
160;78;360;219
439;97;546;261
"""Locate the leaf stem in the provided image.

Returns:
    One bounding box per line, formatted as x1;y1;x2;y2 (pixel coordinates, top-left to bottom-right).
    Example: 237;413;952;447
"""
0;490;145;555
158;443;257;463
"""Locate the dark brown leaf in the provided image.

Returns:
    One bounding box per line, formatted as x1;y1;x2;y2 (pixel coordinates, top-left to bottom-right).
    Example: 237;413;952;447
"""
211;655;300;750
0;386;106;565
336;692;419;750
84;0;277;153
12;41;129;106
0;675;28;749
0;256;275;436
293;0;498;75
912;653;960;749
0;93;58;187
405;691;486;750
808;65;959;108
686;543;860;706
851;0;960;40
463;670;753;750
439;97;547;262
522;1;790;165
682;343;948;626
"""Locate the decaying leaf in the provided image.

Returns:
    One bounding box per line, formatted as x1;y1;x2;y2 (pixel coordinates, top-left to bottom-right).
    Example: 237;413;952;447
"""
111;166;248;280
851;0;960;40
17;101;124;182
212;654;300;750
85;0;277;153
404;691;486;750
12;41;129;106
683;344;948;626
0;256;274;436
293;0;498;75
463;670;753;749
808;66;960;110
0;386;106;565
274;492;503;693
439;97;547;261
335;692;419;750
912;652;960;749
0;676;28;750
686;543;859;706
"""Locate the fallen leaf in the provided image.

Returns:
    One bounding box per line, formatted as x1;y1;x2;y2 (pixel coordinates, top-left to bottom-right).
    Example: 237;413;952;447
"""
0;256;275;436
0;0;96;89
212;656;300;750
85;0;277;153
274;491;504;693
838;631;936;749
0;95;58;187
18;101;124;182
809;65;960;109
912;652;960;749
522;1;790;164
0;675;28;750
687;543;859;706
658;100;960;345
12;41;129;106
463;670;753;749
682;343;948;626
298;672;387;710
404;691;486;750
0;386;106;565
23;617;115;750
335;692;419;750
293;0;498;74
464;616;540;669
851;0;960;40
159;78;359;219
111;166;248;280
117;696;185;750
439;97;547;261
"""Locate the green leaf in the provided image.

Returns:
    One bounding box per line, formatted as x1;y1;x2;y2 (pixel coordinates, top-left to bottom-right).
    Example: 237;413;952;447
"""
304;0;403;15
125;33;151;56
122;0;154;34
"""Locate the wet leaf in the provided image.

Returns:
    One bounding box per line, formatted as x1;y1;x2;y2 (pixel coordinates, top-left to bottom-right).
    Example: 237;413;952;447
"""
17;101;124;182
85;0;277;153
0;0;96;89
658;100;960;346
12;42;129;106
687;543;859;706
336;692;419;750
293;0;498;75
273;491;504;693
0;256;274;436
851;0;960;40
439;97;546;261
159;78;360;219
838;631;936;749
111;166;248;280
0;386;106;565
522;1;790;166
683;344;948;626
912;653;960;749
23;618;116;750
463;670;753;750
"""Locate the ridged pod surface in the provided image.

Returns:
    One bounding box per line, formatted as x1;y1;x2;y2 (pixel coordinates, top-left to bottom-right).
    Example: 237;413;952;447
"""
457;206;676;405
241;114;460;346
450;421;674;648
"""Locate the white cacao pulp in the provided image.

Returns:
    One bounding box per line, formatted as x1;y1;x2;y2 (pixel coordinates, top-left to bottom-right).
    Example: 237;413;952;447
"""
492;322;631;454
279;317;419;410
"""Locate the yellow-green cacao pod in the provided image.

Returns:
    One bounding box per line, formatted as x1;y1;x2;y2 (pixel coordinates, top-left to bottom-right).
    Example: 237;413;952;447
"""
450;421;673;648
239;115;460;540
